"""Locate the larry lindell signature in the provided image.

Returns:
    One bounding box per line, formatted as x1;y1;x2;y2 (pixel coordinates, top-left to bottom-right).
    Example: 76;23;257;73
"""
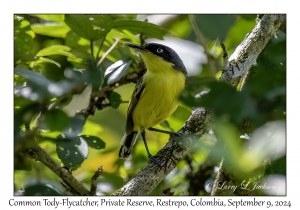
206;180;277;192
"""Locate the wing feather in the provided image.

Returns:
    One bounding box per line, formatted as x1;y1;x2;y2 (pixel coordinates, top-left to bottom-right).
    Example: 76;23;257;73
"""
125;76;145;134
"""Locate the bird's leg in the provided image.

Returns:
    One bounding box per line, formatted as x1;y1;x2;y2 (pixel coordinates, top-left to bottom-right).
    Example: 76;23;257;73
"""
141;130;161;167
148;127;182;138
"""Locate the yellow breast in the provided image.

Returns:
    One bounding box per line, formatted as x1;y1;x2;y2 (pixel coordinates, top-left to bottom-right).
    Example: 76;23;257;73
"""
132;55;185;131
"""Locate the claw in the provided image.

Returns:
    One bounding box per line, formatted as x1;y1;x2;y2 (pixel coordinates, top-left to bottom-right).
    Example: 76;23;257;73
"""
141;130;162;168
170;132;182;138
148;154;161;168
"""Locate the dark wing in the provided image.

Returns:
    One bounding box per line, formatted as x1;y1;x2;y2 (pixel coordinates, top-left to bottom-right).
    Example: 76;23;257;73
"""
125;76;145;134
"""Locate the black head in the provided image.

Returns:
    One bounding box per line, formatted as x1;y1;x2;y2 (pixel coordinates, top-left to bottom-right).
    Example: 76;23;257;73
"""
125;43;188;77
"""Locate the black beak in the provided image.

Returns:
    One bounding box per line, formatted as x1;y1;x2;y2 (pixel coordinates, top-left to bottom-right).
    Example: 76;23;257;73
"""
124;43;148;52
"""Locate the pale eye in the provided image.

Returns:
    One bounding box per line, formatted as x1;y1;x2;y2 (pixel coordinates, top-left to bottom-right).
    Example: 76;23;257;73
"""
157;48;163;53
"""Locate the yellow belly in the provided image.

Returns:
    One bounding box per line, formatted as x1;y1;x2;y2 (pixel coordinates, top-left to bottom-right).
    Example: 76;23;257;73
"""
132;70;185;130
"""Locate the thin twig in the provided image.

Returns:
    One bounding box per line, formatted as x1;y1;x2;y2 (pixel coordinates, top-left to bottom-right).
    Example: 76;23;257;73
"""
96;36;106;60
90;40;94;61
90;166;103;195
188;14;218;76
220;43;229;71
97;38;121;67
188;15;207;50
32;103;48;130
78;69;145;118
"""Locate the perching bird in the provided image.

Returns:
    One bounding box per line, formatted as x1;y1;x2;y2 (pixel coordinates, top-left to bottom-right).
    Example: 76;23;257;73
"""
119;43;187;165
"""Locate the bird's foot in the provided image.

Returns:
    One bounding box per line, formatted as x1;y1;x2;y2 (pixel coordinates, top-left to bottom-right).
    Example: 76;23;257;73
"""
170;132;184;140
148;154;161;168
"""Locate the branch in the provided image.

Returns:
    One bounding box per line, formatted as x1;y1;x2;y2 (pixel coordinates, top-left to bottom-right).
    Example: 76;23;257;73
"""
78;69;146;118
219;14;286;86
112;14;286;196
189;14;219;76
21;49;145;196
211;14;286;196
96;36;106;60
90;166;103;195
90;40;94;61
25;74;139;196
26;145;90;195
97;38;120;67
112;108;213;195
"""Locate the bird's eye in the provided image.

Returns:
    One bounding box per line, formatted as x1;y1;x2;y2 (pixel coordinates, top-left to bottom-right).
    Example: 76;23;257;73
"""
157;48;163;53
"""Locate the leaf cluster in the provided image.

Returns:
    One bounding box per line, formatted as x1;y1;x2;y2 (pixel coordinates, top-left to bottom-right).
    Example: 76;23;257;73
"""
14;14;168;195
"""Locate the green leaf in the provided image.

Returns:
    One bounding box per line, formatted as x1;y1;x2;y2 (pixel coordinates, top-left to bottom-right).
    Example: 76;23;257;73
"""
14;68;51;86
80;120;104;140
64;30;121;67
29;57;61;68
181;80;255;125
117;44;139;60
179;76;215;107
64;114;86;135
14;102;40;127
265;156;286;175
194;15;237;41
14;16;35;64
14;152;32;171
186;76;216;94
15;68;76;101
36;45;74;57
65;15;114;41
14;127;22;144
23;184;61;196
198;81;255;124
56;134;88;168
104;60;132;85
64;32;91;67
15;64;31;83
42;109;70;131
85;59;103;91
238;15;256;21
244;38;286;126
106;29;140;44
112;19;168;39
159;120;172;130
14;49;36;65
108;91;122;109
110;14;137;20
64;68;87;82
31;22;70;38
80;135;105;150
14;95;34;112
31;14;65;22
101;171;126;189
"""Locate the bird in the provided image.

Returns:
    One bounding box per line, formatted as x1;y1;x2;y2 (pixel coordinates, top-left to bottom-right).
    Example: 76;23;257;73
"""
119;42;188;166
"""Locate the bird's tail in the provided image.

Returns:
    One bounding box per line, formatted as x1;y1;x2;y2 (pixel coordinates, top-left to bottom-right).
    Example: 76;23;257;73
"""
119;131;139;158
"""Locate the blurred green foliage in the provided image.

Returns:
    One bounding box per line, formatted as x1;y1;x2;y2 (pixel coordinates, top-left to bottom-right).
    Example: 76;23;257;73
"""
14;14;285;196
